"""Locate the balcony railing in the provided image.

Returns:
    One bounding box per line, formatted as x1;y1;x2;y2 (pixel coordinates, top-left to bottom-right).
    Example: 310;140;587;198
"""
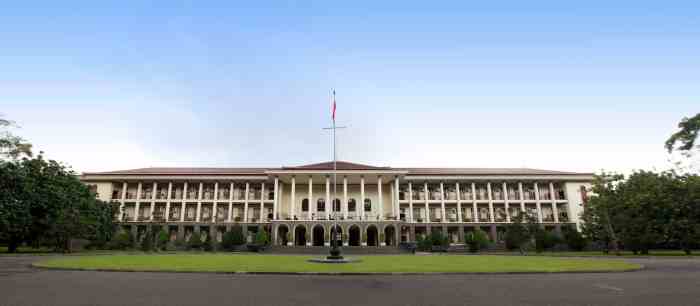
507;189;520;200
554;189;566;200
460;192;473;201
559;212;569;222
478;208;490;221
492;191;504;201
125;192;137;199
445;190;457;200
475;189;488;200
141;191;152;200
523;190;536;200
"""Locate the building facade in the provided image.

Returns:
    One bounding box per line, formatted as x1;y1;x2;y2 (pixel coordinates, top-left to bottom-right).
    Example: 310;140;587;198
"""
81;161;592;247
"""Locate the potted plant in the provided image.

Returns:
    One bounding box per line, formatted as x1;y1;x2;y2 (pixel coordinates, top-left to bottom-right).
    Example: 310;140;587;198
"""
342;233;349;246
379;233;386;246
247;231;269;252
361;232;367;246
324;231;331;246
305;232;311;246
286;232;293;246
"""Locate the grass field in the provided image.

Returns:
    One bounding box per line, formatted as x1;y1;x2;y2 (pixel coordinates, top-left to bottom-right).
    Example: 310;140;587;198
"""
34;254;641;273
538;250;700;257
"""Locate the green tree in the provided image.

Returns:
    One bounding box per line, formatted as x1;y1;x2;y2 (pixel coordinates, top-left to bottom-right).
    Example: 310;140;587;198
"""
202;233;214;251
581;173;624;255
0;117;32;159
0;154;116;253
668;174;700;254
464;229;490;253
562;226;587;251
229;225;246;246
140;229;154;252
187;232;202;250
665;113;700;153
504;214;532;254
255;230;269;245
156;229;170;251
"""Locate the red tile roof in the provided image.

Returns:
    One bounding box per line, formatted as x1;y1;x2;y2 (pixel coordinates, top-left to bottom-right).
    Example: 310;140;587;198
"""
83;161;591;177
282;161;391;170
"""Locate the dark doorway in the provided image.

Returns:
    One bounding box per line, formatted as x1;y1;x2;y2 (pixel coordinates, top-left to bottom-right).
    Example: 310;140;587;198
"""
313;225;325;246
349;225;360;246
367;225;378;246
294;226;306;246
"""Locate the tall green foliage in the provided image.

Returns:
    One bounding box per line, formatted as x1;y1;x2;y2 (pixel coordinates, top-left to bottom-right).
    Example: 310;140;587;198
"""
0;154;116;253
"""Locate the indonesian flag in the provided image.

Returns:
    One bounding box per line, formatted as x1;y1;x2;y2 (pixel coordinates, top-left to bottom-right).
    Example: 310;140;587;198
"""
331;89;336;121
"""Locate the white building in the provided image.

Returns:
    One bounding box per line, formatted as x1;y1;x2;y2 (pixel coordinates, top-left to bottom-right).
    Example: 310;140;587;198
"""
81;161;592;247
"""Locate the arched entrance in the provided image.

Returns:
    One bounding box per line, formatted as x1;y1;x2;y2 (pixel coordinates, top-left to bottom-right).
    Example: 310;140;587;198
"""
294;225;307;246
366;225;379;246
348;225;361;246
330;225;342;246
384;225;396;246
277;225;289;246
312;225;325;246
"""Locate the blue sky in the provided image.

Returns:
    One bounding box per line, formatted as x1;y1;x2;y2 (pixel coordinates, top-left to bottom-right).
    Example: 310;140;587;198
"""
1;1;698;173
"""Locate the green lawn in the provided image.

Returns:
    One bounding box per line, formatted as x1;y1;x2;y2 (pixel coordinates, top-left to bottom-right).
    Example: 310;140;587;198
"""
537;250;700;257
34;254;641;273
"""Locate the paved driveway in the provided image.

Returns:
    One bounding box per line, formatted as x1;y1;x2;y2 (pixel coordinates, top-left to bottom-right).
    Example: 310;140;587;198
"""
1;255;699;306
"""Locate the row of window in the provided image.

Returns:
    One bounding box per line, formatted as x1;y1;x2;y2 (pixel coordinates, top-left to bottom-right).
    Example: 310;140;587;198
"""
300;198;372;212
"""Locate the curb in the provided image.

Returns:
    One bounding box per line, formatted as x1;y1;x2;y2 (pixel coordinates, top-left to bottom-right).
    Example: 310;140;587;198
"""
31;264;644;276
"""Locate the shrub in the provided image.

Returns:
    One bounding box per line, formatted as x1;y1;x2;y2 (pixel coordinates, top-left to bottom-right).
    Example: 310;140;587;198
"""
229;225;246;246
107;231;134;250
156;229;169;251
563;228;587;251
187;232;202;250
429;231;449;247
255;231;269;245
416;235;432;251
202;233;214;251
534;230;560;252
221;231;236;251
465;230;490;253
140;230;153;252
174;236;186;250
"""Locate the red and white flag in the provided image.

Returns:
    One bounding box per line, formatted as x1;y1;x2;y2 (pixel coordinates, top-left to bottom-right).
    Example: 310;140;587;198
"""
331;89;336;122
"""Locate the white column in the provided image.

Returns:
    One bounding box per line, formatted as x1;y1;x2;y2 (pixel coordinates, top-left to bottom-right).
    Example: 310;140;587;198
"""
395;176;400;218
261;182;265;221
273;177;279;220
390;180;395;219
378;176;383;221
504;182;510;223
408;182;413;222
487;182;494;222
244;182;250;222
360;176;365;220
149;182;156;221
181;182;187;222
472;182;477;222
325;176;330;220
213;182;219;222
164;182;172;222
519;182;525;212
456;182;462;222
550;182;559;223
291;176;296;220
424;182;429;223
534;182;542;223
227;182;233;222
308;176;314;220
134;182;142;221
440;182;445;222
196;182;203;222
119;182;127;221
342;176;348;219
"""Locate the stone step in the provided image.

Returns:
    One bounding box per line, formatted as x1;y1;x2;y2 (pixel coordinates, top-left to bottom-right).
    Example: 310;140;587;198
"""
267;246;407;255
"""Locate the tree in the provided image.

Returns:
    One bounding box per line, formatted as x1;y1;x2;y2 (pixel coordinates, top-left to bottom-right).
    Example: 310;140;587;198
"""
666;113;700;153
255;230;269;245
668;174;700;254
229;225;246;246
140;229;154;252
562;226;587;251
464;229;490;253
156;229;170;251
0;154;116;253
202;233;214;251
504;214;532;254
581;173;624;255
187;232;202;250
0;117;32;159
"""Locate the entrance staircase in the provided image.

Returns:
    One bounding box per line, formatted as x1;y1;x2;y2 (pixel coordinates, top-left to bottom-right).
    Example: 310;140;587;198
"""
267;246;406;255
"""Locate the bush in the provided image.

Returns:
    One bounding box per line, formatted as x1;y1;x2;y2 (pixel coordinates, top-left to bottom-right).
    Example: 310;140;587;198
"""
202;233;214;252
140;230;153;252
221;231;236;251
429;231;449;247
174;236;186;250
465;230;490;253
187;232;202;250
156;229;169;251
563;228;587;251
255;231;269;245
416;235;432;251
107;231;134;250
534;230;560;253
229;225;246;246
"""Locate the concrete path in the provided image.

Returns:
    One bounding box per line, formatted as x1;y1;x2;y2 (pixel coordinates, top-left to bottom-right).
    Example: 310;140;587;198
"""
1;255;699;306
